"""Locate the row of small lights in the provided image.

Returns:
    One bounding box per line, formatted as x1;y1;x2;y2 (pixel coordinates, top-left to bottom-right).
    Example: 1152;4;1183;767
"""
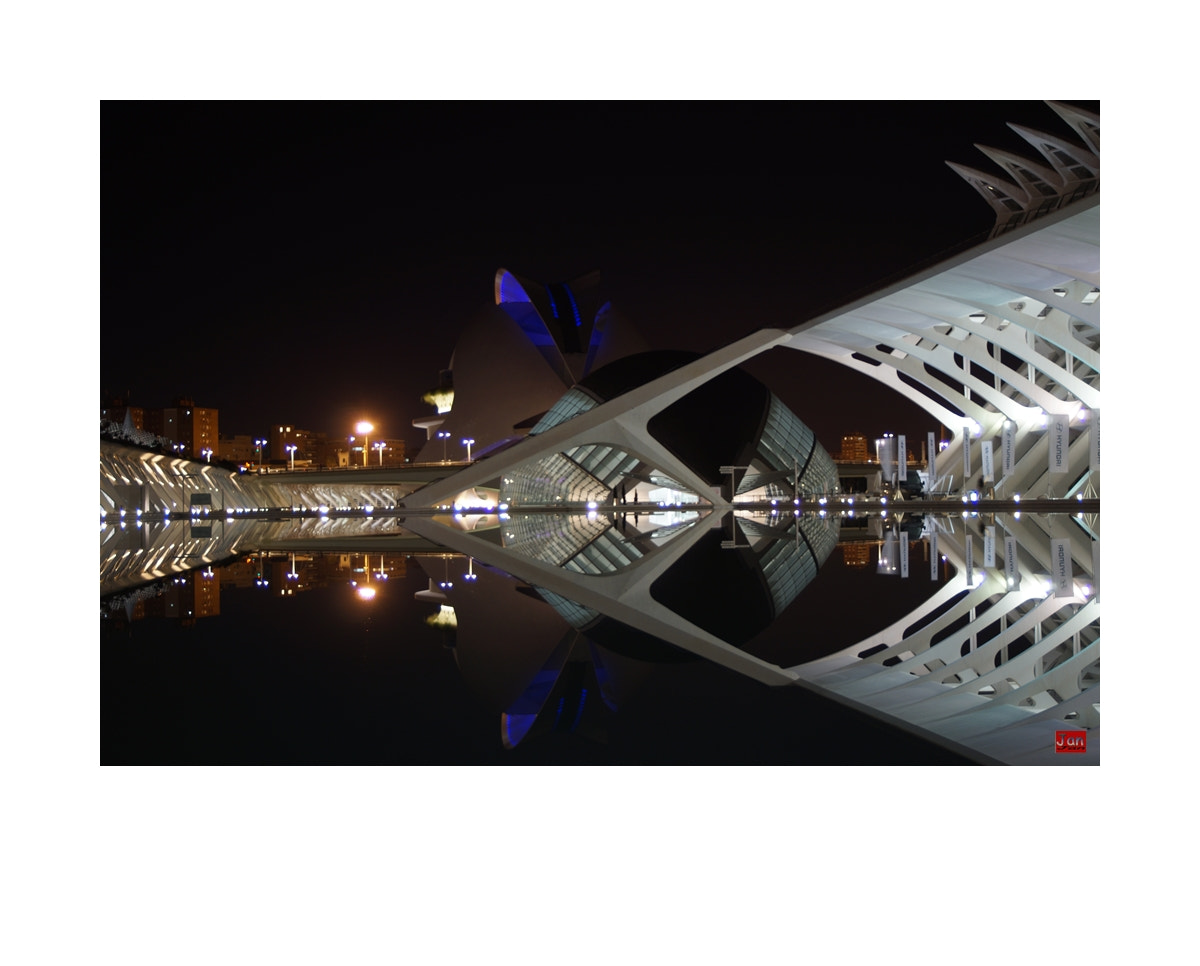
106;490;1089;526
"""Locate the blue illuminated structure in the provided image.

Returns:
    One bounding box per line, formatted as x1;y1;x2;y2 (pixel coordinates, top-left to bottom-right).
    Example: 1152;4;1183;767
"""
494;269;609;383
413;268;641;464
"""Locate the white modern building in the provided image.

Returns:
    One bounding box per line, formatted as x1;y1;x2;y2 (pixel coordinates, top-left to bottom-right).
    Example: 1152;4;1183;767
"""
399;102;1100;764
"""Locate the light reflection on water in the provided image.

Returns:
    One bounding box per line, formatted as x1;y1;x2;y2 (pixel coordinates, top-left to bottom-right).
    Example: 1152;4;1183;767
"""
100;509;1097;764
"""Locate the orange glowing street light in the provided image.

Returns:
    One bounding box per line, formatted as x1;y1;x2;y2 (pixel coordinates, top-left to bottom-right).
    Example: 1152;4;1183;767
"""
355;421;374;467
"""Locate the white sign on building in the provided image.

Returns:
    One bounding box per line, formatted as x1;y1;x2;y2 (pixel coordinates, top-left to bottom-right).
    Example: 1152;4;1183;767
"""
1004;535;1019;583
1001;421;1016;475
1051;537;1074;598
1048;413;1070;474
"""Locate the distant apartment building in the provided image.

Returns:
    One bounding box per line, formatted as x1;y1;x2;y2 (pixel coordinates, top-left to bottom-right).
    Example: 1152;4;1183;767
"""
266;425;408;468
311;434;350;467
269;423;310;462
351;436;407;467
146;398;219;458
839;434;869;462
217;434;257;465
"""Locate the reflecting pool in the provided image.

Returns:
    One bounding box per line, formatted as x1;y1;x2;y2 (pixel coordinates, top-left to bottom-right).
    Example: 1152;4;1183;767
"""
101;506;1099;764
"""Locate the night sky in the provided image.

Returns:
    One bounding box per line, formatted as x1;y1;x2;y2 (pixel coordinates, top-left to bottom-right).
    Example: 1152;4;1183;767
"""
101;100;1099;452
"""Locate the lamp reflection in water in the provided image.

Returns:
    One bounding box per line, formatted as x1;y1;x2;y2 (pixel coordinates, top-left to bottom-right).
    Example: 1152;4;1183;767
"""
98;467;1099;764
352;553;379;601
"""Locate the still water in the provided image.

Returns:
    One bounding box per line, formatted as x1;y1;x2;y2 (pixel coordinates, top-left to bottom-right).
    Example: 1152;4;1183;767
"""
102;508;1086;765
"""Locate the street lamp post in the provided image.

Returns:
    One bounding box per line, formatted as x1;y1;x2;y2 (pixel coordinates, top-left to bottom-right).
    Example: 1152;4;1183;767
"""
355;421;374;467
463;437;475;462
437;430;451;462
286;444;297;471
202;447;213;463
374;441;386;465
255;438;267;473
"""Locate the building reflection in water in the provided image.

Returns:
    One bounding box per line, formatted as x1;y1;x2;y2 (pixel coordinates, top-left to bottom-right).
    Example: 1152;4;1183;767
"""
402;506;843;750
101;503;1099;764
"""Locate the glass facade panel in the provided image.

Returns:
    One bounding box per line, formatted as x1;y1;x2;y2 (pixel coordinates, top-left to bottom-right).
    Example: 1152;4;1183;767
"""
497;509;648;577
501;511;613;567
500;451;610;507
756;395;839;496
533;587;599;629
529;388;598;436
734;512;841;618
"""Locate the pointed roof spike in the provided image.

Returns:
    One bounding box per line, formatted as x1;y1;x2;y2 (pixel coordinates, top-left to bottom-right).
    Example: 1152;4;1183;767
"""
974;143;1066;192
1007;123;1099;178
946;160;1030;211
948;106;1099;238
1046;101;1100;154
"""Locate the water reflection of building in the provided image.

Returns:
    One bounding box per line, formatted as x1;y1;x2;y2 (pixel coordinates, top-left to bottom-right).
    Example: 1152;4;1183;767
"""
414;501;841;751
139;569;220;625
219;552;406;596
840;544;871;568
414;553;622;750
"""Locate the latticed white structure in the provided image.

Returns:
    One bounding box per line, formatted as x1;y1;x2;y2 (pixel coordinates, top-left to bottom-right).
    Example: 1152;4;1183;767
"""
780;103;1100;763
787;199;1098;501
403;102;1101;764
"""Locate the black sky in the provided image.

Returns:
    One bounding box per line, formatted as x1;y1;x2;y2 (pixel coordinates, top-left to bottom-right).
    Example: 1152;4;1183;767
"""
101;100;1098;452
